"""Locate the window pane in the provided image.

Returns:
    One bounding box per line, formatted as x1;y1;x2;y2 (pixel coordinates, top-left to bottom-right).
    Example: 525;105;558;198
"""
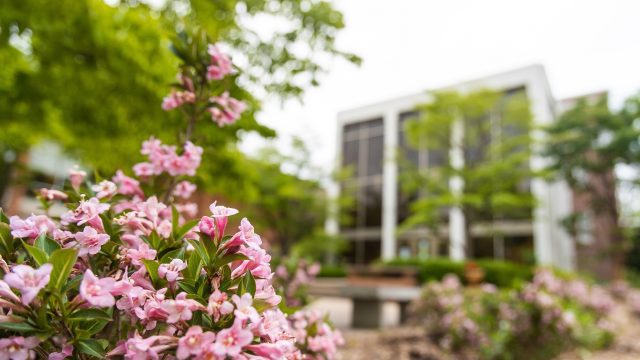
367;135;383;176
363;184;382;227
342;138;359;176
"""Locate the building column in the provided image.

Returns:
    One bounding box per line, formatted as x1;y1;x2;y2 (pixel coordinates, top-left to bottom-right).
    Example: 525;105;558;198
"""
381;110;398;260
449;119;466;261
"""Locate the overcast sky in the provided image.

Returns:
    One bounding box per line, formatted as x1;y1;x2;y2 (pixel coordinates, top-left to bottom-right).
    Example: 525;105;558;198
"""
241;0;640;174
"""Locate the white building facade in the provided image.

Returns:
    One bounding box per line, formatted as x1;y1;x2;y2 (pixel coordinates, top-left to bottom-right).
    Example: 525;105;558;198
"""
330;65;576;270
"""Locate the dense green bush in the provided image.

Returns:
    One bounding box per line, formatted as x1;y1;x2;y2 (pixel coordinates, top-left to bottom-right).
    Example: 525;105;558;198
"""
317;264;348;278
384;258;533;288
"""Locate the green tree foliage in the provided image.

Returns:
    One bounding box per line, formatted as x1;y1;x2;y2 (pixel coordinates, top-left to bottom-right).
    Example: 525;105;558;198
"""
543;93;640;279
241;137;348;259
400;89;535;257
0;0;359;193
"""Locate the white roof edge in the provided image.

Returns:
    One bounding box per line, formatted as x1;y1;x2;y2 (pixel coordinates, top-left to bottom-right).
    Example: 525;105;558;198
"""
337;64;554;121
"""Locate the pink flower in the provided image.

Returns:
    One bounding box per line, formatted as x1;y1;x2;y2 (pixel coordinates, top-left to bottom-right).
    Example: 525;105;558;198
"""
91;180;117;199
176;326;216;360
209;201;239;238
162;90;196;111
213;318;253;357
209;92;246;126
161;292;202;323
112;170;144;197
61;197;109;232
198;216;216;238
0;280;20;303
124;243;157;267
0;336;39;360
67;226;110;256
207;289;234;321
68;166;86;190
173;181;197;199
4;264;52;305
232;293;260;324
133;162;155;178
80;269;115;307
108;334;175;359
206;45;233;80
158;259;187;282
48;344;73;360
39;188;68;201
9;214;56;240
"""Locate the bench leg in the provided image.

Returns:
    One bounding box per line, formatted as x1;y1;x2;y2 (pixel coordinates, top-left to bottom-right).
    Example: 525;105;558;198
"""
398;301;411;324
352;299;384;328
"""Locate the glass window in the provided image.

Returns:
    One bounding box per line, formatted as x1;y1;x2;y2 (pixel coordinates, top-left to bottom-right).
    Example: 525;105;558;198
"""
342;138;359;176
366;135;384;176
363;184;382;227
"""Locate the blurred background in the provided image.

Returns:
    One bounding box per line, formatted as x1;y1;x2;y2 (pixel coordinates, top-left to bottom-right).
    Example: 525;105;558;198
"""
2;0;640;358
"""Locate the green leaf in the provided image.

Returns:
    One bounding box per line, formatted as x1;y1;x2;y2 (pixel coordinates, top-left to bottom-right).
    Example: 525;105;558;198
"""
69;308;112;322
177;280;197;294
0;222;13;254
77;339;106;358
22;242;48;266
187;239;210;266
159;247;184;263
143;259;160;285
47;248;78;292
171;205;179;236
214;253;249;269
177;219;199;240
0;208;9;224
238;271;256;296
185;252;202;281
35;233;61;255
0;321;38;332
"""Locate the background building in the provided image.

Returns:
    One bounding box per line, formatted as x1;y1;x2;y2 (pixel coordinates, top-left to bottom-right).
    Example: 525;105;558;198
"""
330;65;577;270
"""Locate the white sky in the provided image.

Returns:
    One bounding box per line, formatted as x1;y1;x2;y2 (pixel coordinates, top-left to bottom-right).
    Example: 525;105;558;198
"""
241;0;640;174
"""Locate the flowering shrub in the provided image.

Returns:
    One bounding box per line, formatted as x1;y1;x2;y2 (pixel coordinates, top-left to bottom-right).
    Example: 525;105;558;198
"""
412;270;614;359
0;37;342;359
273;259;321;309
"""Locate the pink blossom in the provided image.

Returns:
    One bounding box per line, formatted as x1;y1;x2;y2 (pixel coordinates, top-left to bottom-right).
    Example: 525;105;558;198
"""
109;334;175;359
158;259;187;282
68;166;86;190
161;292;202;323
91;180;117;199
0;336;39;360
4;264;52;305
176;326;216;360
67;226;110;256
162;90;196;111
124;243;157;267
198;216;216;238
61;197;109;232
213;318;253;357
173;181;197;199
206;45;233;80
112;170;144;197
0;279;20;303
175;203;198;218
207;289;234;321
80;269;115;307
209;201;239;238
48;344;73;360
39;188;68;201
133;162;155;178
232;293;261;324
9;214;56;240
209;92;246;126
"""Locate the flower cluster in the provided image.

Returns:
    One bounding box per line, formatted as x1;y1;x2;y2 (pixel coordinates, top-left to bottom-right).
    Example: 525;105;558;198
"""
133;137;203;178
273;259;321;308
0;41;342;359
412;270;614;359
161;45;246;127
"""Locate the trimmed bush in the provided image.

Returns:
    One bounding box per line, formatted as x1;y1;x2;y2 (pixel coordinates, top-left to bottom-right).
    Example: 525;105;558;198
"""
384;257;533;288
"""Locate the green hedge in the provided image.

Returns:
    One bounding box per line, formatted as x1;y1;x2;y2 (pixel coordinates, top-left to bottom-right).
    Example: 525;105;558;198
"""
317;264;348;278
384;258;533;288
